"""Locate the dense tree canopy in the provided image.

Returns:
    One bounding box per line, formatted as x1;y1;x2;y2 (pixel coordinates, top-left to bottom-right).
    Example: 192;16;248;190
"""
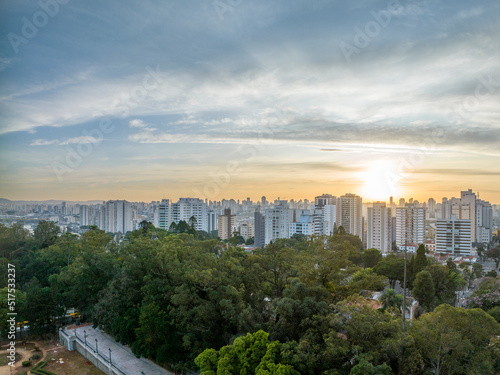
0;221;497;374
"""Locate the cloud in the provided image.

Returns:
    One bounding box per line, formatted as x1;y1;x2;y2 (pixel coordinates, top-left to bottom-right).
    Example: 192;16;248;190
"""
129;119;146;128
30;136;102;146
414;168;500;176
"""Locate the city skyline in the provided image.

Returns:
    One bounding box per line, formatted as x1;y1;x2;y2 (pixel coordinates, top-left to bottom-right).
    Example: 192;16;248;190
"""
1;1;499;202
0;189;499;206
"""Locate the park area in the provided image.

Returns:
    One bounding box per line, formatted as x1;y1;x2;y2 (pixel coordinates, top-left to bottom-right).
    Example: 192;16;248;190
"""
0;339;104;375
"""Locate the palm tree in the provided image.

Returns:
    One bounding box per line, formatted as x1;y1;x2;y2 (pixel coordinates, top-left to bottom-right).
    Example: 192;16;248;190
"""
380;288;403;310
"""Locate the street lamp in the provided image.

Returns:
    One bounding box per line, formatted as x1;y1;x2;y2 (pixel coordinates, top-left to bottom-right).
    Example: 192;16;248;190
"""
95;338;98;355
109;348;112;364
84;330;87;347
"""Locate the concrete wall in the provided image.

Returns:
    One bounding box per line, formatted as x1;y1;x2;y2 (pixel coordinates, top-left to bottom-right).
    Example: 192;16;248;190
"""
59;329;124;375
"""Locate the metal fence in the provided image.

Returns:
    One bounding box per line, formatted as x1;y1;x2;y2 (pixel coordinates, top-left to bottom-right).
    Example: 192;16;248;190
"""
74;329;128;375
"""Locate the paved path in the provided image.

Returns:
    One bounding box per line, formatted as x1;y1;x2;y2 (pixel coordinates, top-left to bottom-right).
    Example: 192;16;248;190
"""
0;341;47;375
71;326;172;375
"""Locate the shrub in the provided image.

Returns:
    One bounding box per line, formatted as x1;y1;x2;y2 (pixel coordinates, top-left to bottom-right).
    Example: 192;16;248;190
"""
32;353;41;360
22;360;31;367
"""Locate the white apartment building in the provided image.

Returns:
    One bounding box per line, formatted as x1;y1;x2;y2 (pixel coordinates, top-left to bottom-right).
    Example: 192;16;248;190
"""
104;200;133;233
436;215;472;255
476;199;493;243
171;198;208;232
396;204;425;250
264;201;293;245
79;205;89;226
322;204;337;236
336;194;362;238
289;214;315;237
158;199;171;230
367;202;392;253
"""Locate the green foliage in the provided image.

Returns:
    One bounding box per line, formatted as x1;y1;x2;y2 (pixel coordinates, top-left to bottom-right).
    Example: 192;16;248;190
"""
410;304;500;375
22;360;31;367
412;270;435;311
31;360;57;375
195;330;299;375
362;249;383;268
413;244;428;275
373;255;404;289
379;289;402;311
349;358;391;375
467;277;500;310
347;268;387;296
3;221;498;374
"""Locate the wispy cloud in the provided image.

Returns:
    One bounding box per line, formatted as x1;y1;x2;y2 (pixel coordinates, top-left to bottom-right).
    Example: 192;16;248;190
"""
30;136;102;146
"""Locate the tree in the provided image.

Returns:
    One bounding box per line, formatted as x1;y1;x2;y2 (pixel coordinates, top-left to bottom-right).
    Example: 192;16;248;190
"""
413;244;428;275
347;268;387;296
373;256;404;289
391;241;398;252
412;271;435;311
270;279;329;342
467;277;500;310
33;220;61;249
486;247;500;269
379;289;403;311
410;304;500;375
255;242;298;298
349;358;391;375
362;248;382;268
195;330;299;375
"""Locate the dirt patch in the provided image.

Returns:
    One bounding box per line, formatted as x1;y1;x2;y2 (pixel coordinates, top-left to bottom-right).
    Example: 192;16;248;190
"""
0;352;21;366
43;347;105;375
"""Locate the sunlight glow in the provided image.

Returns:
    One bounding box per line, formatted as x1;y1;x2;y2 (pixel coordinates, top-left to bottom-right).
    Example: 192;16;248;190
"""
361;160;401;202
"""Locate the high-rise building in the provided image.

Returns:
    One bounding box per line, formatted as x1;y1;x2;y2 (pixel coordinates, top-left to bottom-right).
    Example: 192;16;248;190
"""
79;205;89;226
239;222;254;241
436;215;472;255
265;201;293;245
218;209;236;240
207;211;218;233
396;204;425;250
427;198;436;219
104;200;133;233
322;204;337;236
171;198;208;232
254;211;266;247
476;199;493;243
442;190;492;244
289;213;315;237
315;194;336;208
336;194;362;238
158;199;171;230
367;202;392;253
461;189;476;239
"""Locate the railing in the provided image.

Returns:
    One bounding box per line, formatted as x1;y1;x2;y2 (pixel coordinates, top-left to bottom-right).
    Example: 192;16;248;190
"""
74;330;128;375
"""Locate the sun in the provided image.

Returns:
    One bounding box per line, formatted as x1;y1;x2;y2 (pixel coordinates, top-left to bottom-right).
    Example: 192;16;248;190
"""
361;161;401;201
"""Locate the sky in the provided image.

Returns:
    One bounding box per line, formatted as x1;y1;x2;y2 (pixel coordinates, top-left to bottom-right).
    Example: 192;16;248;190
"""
0;0;499;203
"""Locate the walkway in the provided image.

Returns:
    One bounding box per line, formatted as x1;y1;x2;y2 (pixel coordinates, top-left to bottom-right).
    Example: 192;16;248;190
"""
71;326;172;375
